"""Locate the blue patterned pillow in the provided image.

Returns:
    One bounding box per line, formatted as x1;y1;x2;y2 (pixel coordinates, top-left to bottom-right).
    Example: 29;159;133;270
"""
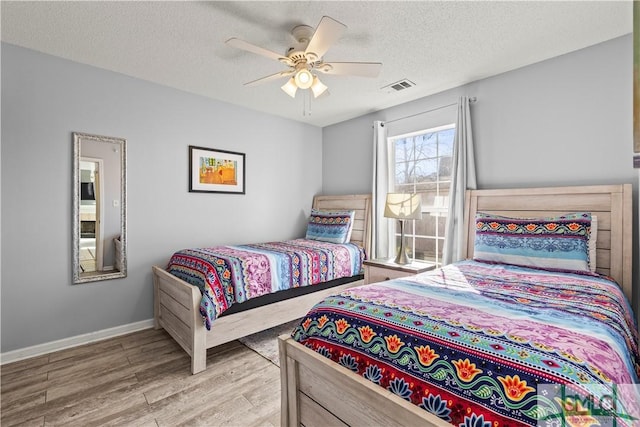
473;212;592;273
305;209;355;244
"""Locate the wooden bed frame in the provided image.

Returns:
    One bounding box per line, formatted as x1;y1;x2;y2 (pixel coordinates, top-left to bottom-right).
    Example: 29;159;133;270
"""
279;184;633;427
152;194;371;374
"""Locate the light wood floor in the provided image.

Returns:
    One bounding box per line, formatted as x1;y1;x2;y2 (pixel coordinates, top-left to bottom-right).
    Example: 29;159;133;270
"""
1;328;281;426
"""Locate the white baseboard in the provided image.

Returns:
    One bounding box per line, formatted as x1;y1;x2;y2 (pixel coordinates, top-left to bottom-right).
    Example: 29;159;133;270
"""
1;319;155;365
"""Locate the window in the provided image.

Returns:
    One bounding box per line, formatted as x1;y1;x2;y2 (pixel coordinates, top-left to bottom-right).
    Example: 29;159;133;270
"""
389;124;455;266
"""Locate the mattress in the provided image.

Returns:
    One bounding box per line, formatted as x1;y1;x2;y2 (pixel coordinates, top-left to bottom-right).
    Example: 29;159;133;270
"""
167;238;365;329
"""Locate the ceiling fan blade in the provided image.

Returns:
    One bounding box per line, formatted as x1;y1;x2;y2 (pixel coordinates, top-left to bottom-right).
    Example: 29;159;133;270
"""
316;62;382;78
304;16;347;61
226;37;293;66
244;70;294;87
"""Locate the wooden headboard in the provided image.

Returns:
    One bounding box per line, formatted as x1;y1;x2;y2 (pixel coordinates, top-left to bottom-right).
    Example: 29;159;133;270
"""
463;184;633;300
312;194;372;257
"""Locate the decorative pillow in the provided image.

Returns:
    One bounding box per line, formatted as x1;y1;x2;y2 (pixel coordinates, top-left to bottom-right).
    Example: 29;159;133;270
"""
305;209;355;244
473;212;592;273
588;215;598;272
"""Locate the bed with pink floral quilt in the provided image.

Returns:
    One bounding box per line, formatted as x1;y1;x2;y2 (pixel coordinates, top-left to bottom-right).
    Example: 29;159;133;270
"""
167;238;364;330
291;259;639;426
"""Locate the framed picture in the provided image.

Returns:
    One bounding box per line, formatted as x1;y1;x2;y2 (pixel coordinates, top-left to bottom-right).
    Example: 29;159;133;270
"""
189;145;245;194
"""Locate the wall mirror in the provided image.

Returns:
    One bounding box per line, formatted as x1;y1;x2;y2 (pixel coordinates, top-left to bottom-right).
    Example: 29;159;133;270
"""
73;132;127;284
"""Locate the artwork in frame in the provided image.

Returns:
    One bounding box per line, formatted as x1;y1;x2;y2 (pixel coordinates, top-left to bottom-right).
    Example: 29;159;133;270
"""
189;145;245;194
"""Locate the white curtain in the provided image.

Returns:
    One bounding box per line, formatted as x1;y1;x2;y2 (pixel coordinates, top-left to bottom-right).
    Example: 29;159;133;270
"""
442;96;477;264
371;121;392;259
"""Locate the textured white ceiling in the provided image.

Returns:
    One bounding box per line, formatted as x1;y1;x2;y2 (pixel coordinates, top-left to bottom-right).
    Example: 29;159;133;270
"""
1;1;633;127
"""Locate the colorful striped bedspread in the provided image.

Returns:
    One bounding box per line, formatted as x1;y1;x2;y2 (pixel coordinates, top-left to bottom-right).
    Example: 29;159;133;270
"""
167;238;364;330
292;260;640;426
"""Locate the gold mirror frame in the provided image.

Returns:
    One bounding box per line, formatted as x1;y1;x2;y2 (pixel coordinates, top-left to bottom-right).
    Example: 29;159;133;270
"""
72;132;127;284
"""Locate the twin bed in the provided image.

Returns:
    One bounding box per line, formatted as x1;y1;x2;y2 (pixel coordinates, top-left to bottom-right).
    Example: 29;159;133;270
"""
152;184;636;426
152;194;371;374
279;184;636;427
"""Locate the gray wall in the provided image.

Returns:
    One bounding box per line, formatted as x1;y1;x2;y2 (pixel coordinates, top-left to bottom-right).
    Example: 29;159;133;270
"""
1;43;322;352
323;35;639;308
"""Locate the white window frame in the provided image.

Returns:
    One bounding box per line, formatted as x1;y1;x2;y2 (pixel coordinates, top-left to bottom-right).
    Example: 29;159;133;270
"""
388;123;455;266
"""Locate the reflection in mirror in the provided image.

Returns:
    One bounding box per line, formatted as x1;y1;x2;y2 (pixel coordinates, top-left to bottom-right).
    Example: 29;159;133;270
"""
73;132;126;284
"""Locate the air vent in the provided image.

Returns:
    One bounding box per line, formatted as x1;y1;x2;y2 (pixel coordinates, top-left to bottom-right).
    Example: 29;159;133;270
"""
381;79;416;93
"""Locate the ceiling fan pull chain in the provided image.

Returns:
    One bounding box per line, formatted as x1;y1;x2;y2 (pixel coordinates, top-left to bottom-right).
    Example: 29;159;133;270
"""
303;91;311;117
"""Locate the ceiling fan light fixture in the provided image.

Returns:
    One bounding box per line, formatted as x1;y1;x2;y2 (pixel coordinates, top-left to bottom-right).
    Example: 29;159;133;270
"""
294;68;314;89
281;77;298;98
310;76;328;98
228;15;381;102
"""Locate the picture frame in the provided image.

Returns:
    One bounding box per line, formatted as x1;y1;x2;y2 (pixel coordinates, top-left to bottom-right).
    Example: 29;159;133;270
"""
189;145;245;194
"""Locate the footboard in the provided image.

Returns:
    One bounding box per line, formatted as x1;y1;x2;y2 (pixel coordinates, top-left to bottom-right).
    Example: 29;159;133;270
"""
278;335;449;427
153;264;366;375
152;265;207;374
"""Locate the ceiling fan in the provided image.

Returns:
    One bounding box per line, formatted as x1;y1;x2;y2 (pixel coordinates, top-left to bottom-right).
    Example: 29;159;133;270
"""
226;16;382;99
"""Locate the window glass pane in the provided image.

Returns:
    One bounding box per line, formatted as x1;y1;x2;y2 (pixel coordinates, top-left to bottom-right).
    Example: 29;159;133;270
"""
414;182;437;192
394;138;411;162
395;183;414;194
391;234;402;251
419;190;437;208
439;181;451;194
415;237;436;261
395;161;412;185
414;214;436;237
438;156;452;181
439;129;455;156
415;158;438;183
414;134;437;159
436;214;447;236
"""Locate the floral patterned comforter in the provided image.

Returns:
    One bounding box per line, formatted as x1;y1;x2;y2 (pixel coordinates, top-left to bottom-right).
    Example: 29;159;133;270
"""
167;238;364;329
292;260;640;426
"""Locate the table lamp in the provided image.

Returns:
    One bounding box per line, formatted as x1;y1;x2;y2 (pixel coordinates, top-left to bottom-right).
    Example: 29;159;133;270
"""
384;193;423;264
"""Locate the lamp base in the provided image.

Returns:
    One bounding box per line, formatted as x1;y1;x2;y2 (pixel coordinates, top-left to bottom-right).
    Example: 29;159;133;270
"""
393;219;412;265
394;248;411;265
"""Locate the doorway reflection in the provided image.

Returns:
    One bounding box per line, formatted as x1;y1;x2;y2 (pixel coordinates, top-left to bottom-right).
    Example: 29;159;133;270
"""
79;160;98;273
